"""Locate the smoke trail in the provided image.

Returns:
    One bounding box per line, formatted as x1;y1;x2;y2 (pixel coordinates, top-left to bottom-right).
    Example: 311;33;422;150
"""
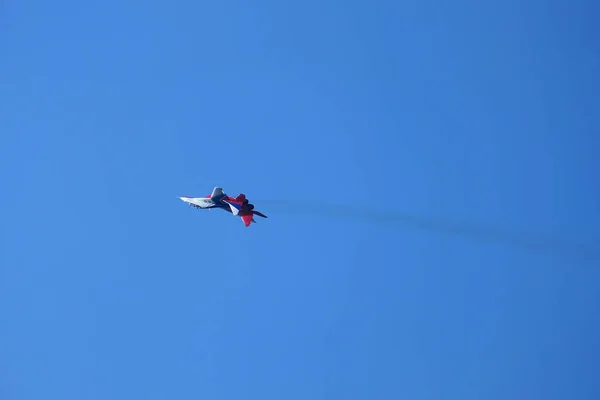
256;199;600;262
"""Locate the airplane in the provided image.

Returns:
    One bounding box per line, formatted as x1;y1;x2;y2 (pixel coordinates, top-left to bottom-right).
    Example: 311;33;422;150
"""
179;187;268;227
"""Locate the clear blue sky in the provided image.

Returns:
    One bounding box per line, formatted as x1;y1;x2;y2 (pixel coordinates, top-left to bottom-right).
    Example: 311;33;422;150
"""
1;1;599;399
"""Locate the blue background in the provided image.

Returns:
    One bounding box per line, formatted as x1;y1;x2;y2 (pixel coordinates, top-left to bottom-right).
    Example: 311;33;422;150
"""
1;1;599;399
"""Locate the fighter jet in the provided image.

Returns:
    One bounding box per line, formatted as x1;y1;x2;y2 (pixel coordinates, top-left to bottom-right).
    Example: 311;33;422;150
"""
179;187;268;227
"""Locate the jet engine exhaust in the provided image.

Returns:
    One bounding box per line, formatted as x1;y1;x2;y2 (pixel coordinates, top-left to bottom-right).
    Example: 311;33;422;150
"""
256;199;599;262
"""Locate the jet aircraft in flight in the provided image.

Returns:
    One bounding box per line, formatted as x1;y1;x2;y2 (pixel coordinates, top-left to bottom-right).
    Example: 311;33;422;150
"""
179;187;268;227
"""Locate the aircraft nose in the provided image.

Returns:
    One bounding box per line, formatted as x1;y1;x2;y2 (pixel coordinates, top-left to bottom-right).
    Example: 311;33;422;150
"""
179;196;190;202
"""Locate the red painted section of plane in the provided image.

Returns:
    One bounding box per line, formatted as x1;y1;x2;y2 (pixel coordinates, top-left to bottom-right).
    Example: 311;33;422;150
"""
241;214;253;227
223;196;244;206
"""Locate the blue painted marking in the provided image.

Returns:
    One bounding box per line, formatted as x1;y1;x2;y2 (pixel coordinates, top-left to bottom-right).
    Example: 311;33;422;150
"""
226;201;242;210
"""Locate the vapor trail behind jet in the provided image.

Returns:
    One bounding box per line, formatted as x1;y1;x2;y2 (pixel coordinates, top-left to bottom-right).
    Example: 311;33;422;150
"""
257;199;599;263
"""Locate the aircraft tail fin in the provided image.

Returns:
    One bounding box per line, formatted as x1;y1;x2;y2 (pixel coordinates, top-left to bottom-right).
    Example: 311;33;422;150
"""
241;214;253;227
210;187;225;199
223;200;241;215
